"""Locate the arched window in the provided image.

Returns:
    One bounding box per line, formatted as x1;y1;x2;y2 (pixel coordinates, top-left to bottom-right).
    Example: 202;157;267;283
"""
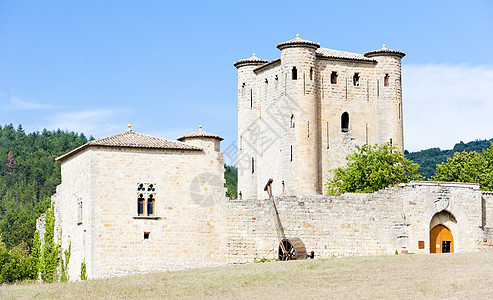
310;67;313;80
137;194;145;216
341;112;349;132
147;194;155;216
384;74;389;87
292;67;297;80
290;114;295;128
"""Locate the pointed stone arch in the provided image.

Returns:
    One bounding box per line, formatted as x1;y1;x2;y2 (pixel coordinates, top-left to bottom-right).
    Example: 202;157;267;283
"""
429;211;457;253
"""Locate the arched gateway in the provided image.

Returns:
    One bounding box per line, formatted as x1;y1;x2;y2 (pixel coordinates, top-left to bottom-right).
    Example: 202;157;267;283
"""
429;211;456;253
430;224;454;253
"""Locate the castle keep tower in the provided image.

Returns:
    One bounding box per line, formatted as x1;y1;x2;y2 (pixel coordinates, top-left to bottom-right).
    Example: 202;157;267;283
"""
234;36;405;199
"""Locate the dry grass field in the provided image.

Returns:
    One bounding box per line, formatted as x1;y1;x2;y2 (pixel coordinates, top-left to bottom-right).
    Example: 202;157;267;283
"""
1;252;493;299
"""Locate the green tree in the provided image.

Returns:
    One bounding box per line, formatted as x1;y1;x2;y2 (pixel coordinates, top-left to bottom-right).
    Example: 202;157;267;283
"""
325;143;422;195
40;205;59;282
432;142;493;191
224;164;238;199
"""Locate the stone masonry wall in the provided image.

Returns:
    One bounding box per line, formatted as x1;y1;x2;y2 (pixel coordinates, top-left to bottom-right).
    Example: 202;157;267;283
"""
222;182;491;262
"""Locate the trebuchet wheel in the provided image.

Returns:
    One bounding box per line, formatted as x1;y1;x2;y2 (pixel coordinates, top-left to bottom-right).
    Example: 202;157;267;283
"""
278;237;308;261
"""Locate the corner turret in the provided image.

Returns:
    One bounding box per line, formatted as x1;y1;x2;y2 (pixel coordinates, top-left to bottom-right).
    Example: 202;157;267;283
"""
177;125;224;153
365;44;406;152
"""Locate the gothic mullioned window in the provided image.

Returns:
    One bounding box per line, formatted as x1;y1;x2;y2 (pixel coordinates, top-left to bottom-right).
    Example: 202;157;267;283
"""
137;183;156;216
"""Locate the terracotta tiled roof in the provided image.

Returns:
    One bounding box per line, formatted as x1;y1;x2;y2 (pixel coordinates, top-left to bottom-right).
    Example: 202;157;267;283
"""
364;45;406;58
233;54;269;68
177;127;224;141
276;35;320;50
316;47;376;62
57;130;201;161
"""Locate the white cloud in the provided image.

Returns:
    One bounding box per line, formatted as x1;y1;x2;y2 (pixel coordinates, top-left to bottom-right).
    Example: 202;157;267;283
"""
403;63;493;152
46;109;129;138
8;97;60;110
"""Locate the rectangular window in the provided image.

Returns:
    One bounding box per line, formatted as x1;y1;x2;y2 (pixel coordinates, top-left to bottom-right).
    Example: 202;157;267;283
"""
331;71;338;84
292;67;297;80
353;73;360;86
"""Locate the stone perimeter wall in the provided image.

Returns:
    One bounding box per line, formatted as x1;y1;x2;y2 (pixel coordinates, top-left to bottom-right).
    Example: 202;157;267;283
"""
224;182;492;262
48;178;493;281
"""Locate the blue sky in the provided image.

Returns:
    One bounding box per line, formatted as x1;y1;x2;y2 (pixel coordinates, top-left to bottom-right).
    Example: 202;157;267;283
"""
1;0;492;164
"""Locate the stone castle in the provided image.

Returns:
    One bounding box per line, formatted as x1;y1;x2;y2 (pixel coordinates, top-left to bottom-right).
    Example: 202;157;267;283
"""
234;35;404;199
41;36;493;281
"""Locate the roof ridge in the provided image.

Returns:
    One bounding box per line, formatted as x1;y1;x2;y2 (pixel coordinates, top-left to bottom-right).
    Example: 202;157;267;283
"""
57;130;202;161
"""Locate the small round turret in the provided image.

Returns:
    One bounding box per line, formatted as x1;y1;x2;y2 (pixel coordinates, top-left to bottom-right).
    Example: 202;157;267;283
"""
178;125;224;153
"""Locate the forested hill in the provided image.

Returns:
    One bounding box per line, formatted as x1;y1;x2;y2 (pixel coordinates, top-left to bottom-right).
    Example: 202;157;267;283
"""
405;138;493;179
0;124;91;251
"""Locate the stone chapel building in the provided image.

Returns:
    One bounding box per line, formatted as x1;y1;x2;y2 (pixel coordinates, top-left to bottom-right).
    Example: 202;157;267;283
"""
46;36;493;281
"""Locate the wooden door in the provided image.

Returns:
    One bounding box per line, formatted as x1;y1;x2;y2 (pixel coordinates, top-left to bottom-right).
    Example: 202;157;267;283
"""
430;224;454;253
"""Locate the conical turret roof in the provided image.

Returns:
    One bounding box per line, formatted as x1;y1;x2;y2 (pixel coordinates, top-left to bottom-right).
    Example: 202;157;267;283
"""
233;53;269;68
177;126;224;141
276;34;320;50
364;44;406;58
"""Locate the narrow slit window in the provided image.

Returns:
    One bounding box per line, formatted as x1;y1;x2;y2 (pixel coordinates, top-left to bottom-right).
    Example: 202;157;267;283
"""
252;157;255;173
241;83;246;95
331;71;338;84
310;67;313;80
326;122;329;149
77;200;83;225
275;75;278;89
398;103;402;119
341;112;349;132
353;73;360;86
365;124;369;145
292;67;297;80
384;74;389;87
307;121;310;137
250;89;253;109
290;145;293;162
290;114;295;128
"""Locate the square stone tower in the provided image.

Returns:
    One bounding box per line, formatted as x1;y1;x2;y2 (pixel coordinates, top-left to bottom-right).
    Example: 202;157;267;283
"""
234;35;405;199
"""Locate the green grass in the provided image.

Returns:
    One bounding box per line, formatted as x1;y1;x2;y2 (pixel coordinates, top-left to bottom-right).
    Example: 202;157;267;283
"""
1;252;493;299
